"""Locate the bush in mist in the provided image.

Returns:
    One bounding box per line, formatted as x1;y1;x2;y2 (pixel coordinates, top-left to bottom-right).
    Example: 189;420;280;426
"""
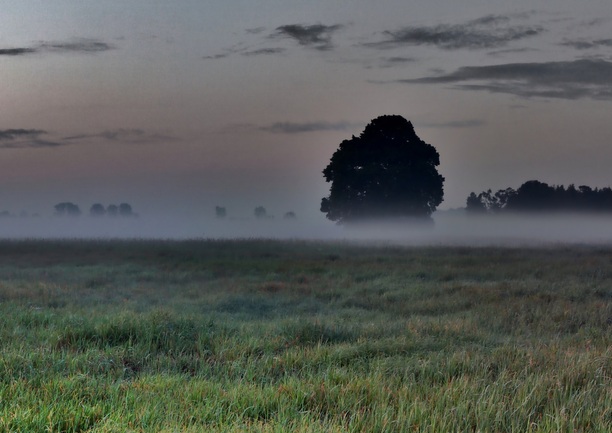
321;115;444;224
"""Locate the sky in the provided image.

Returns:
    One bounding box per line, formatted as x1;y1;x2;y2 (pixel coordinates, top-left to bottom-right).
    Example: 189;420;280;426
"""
2;0;612;229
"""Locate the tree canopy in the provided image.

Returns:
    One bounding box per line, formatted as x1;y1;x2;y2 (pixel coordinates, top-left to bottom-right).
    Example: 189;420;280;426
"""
321;115;444;223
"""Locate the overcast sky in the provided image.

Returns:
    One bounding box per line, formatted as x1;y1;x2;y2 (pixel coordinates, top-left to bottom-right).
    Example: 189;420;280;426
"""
2;0;612;223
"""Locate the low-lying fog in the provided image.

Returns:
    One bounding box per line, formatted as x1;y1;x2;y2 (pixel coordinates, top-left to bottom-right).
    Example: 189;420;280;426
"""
1;211;612;246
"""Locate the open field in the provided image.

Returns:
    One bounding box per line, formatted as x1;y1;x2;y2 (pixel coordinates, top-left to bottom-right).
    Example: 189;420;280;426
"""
0;239;610;432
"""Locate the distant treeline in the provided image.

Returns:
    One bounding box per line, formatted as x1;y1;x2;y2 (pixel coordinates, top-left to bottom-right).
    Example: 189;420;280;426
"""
467;180;612;213
55;202;137;217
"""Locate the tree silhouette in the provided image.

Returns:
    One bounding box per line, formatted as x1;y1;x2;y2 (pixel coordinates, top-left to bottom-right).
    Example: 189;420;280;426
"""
467;180;612;213
215;206;227;219
466;192;486;213
254;206;269;219
119;203;134;217
106;204;118;217
283;211;297;220
54;202;81;217
321;115;444;223
89;203;106;217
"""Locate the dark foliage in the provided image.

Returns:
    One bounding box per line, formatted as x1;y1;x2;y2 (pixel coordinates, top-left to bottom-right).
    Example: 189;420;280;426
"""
215;206;227;219
467;180;612;213
254;206;269;219
89;203;106;217
321;115;444;223
119;203;134;217
54;202;81;217
107;204;119;217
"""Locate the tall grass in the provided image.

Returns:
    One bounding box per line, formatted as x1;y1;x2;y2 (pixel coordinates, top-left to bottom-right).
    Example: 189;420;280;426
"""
0;240;610;432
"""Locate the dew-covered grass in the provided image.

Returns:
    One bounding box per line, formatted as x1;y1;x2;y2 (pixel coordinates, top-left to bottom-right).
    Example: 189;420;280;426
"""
0;239;610;432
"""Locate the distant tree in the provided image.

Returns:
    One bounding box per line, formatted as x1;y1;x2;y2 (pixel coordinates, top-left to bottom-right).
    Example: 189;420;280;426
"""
106;204;118;217
506;180;555;211
0;211;11;218
467;188;516;213
283;211;297;220
254;206;268;219
119;203;134;217
215;206;227;219
54;202;81;217
89;203;106;217
466;192;486;213
321;115;444;223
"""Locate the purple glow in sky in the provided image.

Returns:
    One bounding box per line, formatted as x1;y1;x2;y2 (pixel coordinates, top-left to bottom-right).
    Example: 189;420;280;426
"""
2;1;612;228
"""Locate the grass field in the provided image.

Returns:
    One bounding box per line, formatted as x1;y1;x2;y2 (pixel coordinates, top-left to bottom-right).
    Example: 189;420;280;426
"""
0;239;610;432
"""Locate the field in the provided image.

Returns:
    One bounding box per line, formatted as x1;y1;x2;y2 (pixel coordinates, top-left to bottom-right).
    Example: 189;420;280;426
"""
0;239;610;432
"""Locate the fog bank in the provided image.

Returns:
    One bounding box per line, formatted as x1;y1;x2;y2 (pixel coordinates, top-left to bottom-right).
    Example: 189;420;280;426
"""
1;211;612;246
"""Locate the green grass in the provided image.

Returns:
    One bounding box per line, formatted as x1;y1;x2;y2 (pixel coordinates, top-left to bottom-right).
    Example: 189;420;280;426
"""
0;239;610;432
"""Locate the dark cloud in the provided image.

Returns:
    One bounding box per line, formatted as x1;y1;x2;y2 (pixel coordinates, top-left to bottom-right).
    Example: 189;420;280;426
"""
38;38;114;53
0;38;114;58
203;53;229;60
366;14;543;50
0;129;63;149
398;59;612;100
487;47;538;57
273;24;343;51
64;128;178;144
378;56;417;68
561;39;612;50
0;48;37;56
242;47;286;57
260;121;361;134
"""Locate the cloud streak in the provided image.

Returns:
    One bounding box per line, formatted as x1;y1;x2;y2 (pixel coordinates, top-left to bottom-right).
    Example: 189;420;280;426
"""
0;129;63;149
561;38;612;50
273;24;343;51
420;120;486;129
0;38;114;57
64;128;179;144
0;48;37;56
38;38;114;53
242;47;286;57
398;59;612;100
366;14;543;50
259;121;362;134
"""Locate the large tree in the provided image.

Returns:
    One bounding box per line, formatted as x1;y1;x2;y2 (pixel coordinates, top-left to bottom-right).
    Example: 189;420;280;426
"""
321;115;444;223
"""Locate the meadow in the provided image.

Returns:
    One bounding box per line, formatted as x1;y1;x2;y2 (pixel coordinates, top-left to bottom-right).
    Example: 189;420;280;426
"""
0;239;610;432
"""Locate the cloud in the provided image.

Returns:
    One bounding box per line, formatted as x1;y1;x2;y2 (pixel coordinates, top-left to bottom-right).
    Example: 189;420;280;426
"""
365;14;543;50
64;128;179;144
398;59;612;100
38;38;114;53
0;38;114;58
561;39;612;50
242;47;286;57
273;24;343;51
246;27;266;35
260;121;361;134
0;129;63;149
376;56;417;68
420;120;486;129
203;53;229;60
0;48;37;56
